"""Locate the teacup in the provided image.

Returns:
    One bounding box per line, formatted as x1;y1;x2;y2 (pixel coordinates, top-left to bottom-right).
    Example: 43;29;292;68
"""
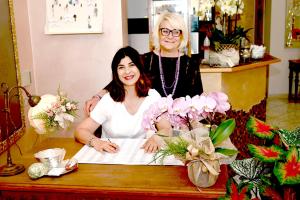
34;148;66;168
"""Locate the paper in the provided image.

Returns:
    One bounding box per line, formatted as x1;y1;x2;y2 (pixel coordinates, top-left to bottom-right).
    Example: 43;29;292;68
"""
73;138;183;166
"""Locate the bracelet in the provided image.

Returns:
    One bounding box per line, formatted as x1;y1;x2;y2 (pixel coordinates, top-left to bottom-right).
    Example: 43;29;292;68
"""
92;94;102;100
87;137;97;147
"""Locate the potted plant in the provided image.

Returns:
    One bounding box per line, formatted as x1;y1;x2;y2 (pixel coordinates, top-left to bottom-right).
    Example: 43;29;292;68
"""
209;26;252;52
142;92;238;188
219;116;300;200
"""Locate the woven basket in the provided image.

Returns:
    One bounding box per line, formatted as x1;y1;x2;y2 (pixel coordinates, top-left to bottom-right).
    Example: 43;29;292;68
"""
214;44;239;52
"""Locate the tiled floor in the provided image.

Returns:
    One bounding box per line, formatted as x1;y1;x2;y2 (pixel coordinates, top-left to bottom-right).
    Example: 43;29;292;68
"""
266;95;300;130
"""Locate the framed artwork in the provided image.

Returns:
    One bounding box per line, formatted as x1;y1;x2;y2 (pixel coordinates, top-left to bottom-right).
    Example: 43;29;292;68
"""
0;0;25;154
286;0;300;48
45;0;103;34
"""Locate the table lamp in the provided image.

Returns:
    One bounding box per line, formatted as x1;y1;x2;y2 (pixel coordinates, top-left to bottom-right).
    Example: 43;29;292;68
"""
0;82;41;176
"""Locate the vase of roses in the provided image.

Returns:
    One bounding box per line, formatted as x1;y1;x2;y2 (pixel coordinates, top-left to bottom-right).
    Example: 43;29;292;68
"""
142;92;238;188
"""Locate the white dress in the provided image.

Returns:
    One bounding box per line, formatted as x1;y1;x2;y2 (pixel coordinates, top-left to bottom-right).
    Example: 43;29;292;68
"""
90;89;161;138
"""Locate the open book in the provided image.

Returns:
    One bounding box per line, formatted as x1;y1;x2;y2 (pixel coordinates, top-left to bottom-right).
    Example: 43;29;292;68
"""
73;138;183;166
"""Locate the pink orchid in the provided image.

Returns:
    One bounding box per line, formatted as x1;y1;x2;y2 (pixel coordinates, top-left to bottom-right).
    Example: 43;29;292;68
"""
170;97;189;117
142;91;231;132
208;92;230;114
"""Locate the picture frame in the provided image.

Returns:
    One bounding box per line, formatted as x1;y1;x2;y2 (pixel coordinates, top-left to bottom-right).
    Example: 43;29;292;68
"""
285;0;300;48
44;0;103;34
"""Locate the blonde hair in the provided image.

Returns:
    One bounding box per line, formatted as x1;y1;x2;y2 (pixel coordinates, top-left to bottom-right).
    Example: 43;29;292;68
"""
152;11;188;52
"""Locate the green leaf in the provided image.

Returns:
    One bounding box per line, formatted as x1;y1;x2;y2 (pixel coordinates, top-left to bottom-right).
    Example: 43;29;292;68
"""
211;118;236;146
220;178;251;200
215;148;239;156
248;144;285;162
273;147;300;185
246;116;275;140
278;128;300;147
230;158;265;179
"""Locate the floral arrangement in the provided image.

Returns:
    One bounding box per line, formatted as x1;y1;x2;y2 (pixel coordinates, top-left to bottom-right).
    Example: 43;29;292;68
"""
197;0;215;18
220;116;300;199
142;92;238;187
142;92;231;132
28;89;78;134
216;0;244;16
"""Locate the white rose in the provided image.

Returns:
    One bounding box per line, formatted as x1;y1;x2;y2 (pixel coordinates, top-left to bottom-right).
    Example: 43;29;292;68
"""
28;94;57;134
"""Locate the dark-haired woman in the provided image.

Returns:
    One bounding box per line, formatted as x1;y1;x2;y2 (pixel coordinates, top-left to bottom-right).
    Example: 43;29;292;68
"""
84;12;203;114
75;46;171;153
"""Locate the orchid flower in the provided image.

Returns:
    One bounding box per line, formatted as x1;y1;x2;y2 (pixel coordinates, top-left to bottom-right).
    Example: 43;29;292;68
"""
142;91;231;132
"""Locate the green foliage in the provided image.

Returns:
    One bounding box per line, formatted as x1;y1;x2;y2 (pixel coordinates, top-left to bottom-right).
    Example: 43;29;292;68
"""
243;116;300;193
215;148;239;156
230;158;274;197
32;112;58;131
211;118;236;146
218;178;251;200
278;128;300;147
153;137;189;164
210;26;252;48
246;116;275;140
273;147;300;185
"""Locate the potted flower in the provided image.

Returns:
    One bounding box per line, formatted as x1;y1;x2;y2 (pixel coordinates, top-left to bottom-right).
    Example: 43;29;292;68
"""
209;26;252;52
142;92;238;188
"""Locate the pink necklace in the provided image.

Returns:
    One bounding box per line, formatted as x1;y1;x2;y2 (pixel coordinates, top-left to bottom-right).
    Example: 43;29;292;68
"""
158;51;180;97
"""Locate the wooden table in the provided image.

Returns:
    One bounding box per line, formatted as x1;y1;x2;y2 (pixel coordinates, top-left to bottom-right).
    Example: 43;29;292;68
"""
0;138;228;200
288;59;300;102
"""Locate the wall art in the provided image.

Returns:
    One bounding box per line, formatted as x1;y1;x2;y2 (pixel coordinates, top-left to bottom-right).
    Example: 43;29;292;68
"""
45;0;103;34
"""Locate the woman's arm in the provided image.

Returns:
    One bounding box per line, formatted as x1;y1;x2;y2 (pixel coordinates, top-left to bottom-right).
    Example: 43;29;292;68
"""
75;117;118;153
142;116;172;153
84;89;108;116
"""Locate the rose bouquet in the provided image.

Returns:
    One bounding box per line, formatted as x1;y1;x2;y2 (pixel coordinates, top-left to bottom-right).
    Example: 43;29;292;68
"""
28;89;78;134
142;92;238;187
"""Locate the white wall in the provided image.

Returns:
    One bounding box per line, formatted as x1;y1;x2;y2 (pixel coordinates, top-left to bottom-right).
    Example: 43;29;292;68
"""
269;0;300;95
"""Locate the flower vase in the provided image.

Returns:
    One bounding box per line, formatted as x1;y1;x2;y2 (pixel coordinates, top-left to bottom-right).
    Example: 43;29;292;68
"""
187;159;220;188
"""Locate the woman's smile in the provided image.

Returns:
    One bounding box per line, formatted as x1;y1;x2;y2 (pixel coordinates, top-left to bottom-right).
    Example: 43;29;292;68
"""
117;56;140;87
124;74;134;80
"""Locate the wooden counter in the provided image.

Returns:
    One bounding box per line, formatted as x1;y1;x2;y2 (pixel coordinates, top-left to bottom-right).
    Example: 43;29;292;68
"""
199;55;281;159
200;54;280;73
200;54;281;111
0;138;228;200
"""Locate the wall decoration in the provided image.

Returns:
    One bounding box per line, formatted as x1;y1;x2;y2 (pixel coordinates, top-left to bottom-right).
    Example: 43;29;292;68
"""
45;0;103;34
286;0;300;48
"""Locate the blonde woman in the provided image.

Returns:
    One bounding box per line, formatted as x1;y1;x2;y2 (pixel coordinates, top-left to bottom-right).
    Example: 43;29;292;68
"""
85;12;203;114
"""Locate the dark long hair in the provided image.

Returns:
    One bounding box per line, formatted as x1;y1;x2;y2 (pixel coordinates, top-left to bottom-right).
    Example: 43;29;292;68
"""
106;46;151;102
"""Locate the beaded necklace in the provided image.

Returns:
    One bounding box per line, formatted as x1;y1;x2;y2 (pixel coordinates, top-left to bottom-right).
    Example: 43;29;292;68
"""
158;51;180;97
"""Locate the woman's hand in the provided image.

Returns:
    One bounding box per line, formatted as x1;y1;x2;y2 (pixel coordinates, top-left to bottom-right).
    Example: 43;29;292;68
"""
84;90;108;116
142;135;162;153
92;139;119;153
84;96;100;116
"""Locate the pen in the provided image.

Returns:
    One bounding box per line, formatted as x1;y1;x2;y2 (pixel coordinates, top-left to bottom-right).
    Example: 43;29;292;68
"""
108;139;117;150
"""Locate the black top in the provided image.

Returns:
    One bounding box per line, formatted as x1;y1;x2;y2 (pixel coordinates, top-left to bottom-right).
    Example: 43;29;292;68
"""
142;52;203;98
